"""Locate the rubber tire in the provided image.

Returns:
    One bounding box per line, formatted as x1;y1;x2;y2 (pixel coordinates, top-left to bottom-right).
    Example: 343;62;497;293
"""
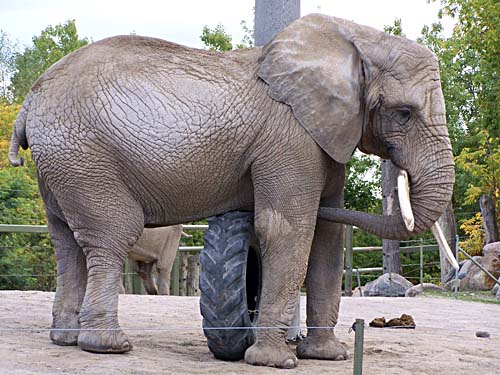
199;211;262;361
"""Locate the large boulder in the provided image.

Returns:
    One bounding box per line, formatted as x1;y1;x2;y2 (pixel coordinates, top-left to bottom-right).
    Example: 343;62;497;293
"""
460;253;500;290
483;242;500;257
492;279;499;296
405;283;445;297
363;273;413;297
458;257;482;279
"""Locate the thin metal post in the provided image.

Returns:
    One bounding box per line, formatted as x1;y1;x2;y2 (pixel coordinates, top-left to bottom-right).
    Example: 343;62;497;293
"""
345;225;353;296
454;235;459;299
355;267;361;295
419;238;424;285
286;292;301;341
353;319;364;375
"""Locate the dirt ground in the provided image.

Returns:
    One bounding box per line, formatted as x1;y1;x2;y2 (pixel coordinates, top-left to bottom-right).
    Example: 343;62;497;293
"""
0;291;499;375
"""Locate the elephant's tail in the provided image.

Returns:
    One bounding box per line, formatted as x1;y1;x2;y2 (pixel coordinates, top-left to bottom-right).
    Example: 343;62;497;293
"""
8;94;31;167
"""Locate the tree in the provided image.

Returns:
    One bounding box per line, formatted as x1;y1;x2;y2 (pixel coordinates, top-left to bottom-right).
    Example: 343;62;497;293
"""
0;19;90;290
200;24;234;52
10;20;88;103
380;19;406;275
422;0;500;253
0;30;17;102
200;21;254;52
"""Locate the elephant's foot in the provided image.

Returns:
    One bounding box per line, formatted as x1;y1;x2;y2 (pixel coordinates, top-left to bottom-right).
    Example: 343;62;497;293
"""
50;310;80;346
244;340;298;369
297;332;348;360
77;325;132;353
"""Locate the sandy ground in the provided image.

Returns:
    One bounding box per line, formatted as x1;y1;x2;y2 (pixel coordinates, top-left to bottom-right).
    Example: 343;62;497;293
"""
0;291;499;375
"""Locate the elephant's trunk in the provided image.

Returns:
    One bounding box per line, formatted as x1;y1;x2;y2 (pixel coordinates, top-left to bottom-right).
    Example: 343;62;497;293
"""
319;148;455;240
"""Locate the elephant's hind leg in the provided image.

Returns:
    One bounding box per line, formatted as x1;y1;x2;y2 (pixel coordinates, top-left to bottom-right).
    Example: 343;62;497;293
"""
60;185;144;354
47;211;87;346
137;261;158;295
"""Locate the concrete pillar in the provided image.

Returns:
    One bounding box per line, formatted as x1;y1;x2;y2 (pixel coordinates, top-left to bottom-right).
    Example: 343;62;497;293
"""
254;0;300;46
254;0;301;341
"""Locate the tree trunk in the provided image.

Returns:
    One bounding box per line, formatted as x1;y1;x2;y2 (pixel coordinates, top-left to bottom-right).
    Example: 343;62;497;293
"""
480;194;499;245
382;160;401;274
179;252;188;296
438;201;457;284
187;254;200;296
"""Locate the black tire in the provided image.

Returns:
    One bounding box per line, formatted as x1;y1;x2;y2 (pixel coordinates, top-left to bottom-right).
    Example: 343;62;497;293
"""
199;211;262;361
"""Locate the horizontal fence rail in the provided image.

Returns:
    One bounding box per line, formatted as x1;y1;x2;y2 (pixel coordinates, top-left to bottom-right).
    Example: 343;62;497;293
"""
0;223;468;297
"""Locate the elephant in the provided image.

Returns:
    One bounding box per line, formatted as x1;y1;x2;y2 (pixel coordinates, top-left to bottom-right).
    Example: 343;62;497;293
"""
8;14;454;368
123;225;189;295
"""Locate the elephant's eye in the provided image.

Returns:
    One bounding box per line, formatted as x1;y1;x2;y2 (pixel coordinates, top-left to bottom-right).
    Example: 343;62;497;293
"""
393;108;412;126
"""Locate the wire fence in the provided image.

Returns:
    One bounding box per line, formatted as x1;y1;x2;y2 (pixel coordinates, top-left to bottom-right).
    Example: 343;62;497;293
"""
0;222;473;296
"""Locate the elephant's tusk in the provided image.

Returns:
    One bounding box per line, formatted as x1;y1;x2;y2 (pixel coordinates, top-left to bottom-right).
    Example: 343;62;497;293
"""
397;170;414;232
430;222;459;270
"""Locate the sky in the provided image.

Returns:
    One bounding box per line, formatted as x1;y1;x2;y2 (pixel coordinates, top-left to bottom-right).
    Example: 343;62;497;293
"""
0;0;454;49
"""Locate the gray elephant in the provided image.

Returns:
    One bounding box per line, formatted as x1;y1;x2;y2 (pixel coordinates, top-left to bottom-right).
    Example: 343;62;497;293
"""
9;14;454;369
124;225;188;295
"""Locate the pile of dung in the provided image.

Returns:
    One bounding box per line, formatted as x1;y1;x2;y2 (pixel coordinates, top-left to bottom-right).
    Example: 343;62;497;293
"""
369;314;415;329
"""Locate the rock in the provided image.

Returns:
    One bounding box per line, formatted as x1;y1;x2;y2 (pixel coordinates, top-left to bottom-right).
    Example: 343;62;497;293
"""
352;286;364;297
458;257;482;279
476;331;490;338
363;273;413;297
405;283;445;297
460;253;500;291
483;242;500;257
492;279;500;295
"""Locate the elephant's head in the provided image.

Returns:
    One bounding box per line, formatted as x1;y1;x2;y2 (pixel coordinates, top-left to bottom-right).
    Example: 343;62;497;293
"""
258;14;454;240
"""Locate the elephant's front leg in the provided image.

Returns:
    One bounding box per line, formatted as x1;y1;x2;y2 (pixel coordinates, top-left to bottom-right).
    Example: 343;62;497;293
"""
244;162;324;369
297;179;348;360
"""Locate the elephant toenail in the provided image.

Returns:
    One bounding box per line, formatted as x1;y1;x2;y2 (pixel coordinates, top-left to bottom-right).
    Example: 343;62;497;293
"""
283;359;296;369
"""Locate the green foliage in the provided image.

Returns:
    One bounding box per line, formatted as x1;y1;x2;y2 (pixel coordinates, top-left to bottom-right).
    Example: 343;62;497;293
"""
459;212;484;255
383;18;405;37
10;20;88;103
0;102;55;290
200;25;234;52
236;20;254;49
200;21;254;52
419;1;499;247
0;30;17;102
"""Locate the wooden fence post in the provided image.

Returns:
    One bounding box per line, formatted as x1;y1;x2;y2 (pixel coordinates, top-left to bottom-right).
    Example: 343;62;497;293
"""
187;254;200;296
179;252;189;296
170;254;180;296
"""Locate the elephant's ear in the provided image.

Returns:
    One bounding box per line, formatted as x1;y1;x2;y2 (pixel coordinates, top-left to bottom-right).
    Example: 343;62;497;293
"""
258;14;363;164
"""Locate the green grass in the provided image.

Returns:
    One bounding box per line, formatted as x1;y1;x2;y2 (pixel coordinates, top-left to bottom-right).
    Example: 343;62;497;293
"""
421;290;500;305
